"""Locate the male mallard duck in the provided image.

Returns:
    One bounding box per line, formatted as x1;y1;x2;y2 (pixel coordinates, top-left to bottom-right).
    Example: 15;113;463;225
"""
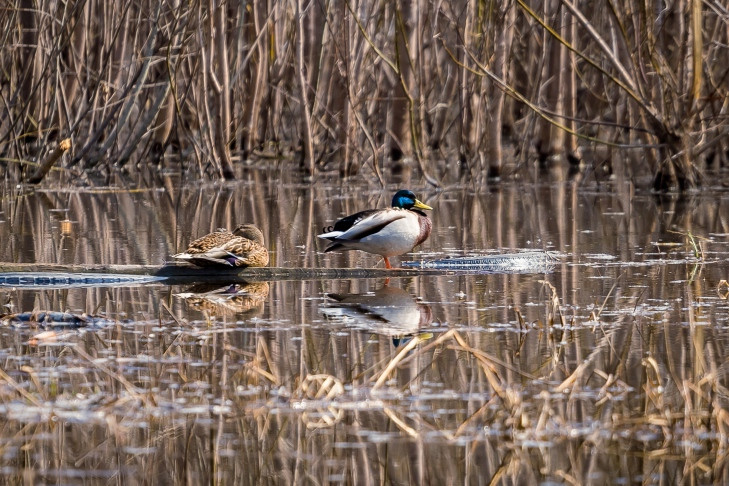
318;190;432;269
173;223;269;267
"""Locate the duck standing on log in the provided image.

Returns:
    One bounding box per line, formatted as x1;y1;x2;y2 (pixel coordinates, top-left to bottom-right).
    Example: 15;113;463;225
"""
318;190;432;269
173;224;269;267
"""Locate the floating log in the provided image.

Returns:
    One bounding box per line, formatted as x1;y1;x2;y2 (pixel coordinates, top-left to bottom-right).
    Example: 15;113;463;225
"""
0;272;167;289
0;252;557;288
0;264;458;288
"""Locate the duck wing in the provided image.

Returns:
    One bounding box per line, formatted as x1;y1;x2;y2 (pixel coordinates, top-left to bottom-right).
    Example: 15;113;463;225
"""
179;231;235;255
319;209;374;240
336;209;381;231
326;209;407;241
181;255;236;267
176;236;269;267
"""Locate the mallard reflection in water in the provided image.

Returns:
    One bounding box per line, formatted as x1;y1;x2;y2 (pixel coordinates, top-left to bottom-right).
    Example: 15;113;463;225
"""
175;282;269;317
173;224;269;267
322;283;432;345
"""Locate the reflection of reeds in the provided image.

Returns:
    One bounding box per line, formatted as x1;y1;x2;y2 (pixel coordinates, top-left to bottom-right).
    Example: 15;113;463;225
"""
0;293;728;483
4;187;729;481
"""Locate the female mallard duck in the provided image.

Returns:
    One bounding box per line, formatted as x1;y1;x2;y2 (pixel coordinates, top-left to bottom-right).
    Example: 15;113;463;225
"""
173;223;269;267
318;190;432;269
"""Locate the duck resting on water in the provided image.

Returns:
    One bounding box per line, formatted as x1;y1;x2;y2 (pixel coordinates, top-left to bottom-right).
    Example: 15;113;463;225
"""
173;223;269;267
317;190;432;269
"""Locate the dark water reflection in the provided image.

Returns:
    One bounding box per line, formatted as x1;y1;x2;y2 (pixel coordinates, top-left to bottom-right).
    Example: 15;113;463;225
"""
2;174;729;483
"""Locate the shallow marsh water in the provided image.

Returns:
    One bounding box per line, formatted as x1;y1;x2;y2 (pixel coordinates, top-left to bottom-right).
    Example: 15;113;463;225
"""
2;172;729;483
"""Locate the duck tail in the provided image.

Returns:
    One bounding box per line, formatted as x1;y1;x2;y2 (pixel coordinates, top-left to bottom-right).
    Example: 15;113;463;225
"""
324;242;345;253
318;229;342;241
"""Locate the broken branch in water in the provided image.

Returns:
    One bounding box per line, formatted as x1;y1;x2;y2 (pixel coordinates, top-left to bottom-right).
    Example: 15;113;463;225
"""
27;138;71;184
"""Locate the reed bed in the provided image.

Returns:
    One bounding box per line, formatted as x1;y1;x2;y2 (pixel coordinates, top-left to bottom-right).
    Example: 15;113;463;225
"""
1;1;727;189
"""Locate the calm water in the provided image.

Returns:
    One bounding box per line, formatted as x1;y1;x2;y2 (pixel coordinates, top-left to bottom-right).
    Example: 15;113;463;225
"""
2;172;729;484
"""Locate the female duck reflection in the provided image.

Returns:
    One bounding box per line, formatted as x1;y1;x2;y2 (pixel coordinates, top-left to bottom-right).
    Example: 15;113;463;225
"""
175;282;269;318
321;282;433;346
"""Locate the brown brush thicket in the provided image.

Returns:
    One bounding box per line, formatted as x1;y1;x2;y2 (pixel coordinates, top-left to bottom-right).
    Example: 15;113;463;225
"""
1;1;727;189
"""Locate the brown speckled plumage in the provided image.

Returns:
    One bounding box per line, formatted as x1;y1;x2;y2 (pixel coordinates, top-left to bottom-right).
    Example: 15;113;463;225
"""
176;282;269;317
173;224;269;267
184;230;240;255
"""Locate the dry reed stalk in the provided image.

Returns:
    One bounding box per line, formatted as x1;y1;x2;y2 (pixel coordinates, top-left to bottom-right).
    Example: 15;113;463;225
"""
451;331;508;403
295;0;315;175
554;321;625;394
515;309;526;330
161;300;186;328
714;402;729;444
243;360;278;385
535;0;566;164
72;345;152;406
26;138;71;184
361;329;456;378
534;390;551;433
555;360;590;393
539;280;565;327
391;329;456;366
555;470;582;486
212;0;234;179
372;333;422;389
445;340;536;380
453;398;498;437
302;405;343;429
296;374;344;400
594;370;620;406
487;451;513;486
19;365;46;401
487;2;516;177
383;406;418;437
256;336;278;383
0;366;42;406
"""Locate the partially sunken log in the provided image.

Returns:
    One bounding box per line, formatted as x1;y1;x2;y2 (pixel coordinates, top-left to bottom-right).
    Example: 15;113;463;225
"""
0;252;557;287
0;262;452;287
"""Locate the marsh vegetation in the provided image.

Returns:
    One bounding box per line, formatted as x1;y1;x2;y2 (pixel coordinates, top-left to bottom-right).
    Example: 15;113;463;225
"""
1;1;728;189
3;0;729;482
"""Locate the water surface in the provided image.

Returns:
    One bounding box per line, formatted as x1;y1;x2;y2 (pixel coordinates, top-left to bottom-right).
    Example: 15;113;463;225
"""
2;174;729;484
